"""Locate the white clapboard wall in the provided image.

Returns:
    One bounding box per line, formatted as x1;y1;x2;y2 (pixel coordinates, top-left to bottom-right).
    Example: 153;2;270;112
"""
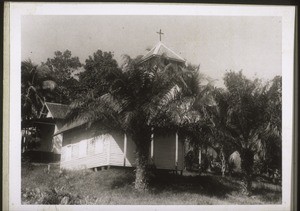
60;129;184;171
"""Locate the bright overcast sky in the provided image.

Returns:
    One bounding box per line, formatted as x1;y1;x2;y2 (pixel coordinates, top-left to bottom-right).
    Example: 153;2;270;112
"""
22;15;281;86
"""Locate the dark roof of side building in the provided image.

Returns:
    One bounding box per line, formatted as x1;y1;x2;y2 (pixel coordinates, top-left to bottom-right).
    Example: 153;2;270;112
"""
45;102;70;119
54;116;88;135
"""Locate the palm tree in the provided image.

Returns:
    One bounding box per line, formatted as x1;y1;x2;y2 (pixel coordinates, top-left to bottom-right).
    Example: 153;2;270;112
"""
213;71;282;195
21;59;57;120
66;55;209;191
255;76;282;177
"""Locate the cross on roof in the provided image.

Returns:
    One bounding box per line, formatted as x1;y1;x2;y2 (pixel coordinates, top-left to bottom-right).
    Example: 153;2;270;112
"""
157;29;164;41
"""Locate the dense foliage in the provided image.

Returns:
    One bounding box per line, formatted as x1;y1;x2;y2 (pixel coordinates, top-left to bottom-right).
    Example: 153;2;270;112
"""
211;71;282;194
44;50;82;103
21;50;83;119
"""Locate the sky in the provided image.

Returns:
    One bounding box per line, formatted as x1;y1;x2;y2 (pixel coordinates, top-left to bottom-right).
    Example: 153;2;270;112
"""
21;15;282;87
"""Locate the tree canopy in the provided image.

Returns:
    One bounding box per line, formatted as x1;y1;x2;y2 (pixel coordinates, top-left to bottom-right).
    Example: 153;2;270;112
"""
44;50;82;103
78;50;120;98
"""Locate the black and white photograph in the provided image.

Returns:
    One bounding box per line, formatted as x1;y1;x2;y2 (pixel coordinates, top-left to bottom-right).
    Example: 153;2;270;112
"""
4;3;295;210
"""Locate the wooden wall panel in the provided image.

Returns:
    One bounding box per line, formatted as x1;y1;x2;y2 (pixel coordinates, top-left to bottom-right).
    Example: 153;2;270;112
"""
109;132;125;166
61;130;111;170
61;129;184;171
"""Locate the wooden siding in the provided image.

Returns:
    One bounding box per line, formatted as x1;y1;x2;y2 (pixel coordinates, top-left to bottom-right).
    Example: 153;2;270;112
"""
61;129;110;170
61;135;109;170
153;133;176;170
109;133;125;166
61;128;184;171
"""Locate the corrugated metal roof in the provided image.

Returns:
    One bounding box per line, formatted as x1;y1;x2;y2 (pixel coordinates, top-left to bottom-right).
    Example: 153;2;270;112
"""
45;102;70;119
140;42;186;63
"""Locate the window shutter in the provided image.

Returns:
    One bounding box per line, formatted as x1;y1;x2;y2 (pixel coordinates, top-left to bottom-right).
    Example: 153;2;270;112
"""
79;140;87;158
72;144;79;158
87;138;96;155
95;136;104;153
66;145;72;161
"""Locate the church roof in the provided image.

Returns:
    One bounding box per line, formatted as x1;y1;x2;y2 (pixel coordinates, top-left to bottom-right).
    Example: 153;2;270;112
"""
140;42;186;63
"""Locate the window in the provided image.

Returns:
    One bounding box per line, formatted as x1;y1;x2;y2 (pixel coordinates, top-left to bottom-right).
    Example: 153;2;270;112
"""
65;145;72;161
72;144;79;158
95;136;104;154
79;140;87;158
87;138;96;155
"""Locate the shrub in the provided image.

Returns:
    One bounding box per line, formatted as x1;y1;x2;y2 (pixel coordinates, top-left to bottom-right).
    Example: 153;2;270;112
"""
22;188;44;204
22;187;82;205
42;188;82;204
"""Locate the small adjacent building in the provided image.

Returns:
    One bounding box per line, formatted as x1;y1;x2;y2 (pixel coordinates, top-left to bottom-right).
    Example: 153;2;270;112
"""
22;102;69;162
41;102;69;154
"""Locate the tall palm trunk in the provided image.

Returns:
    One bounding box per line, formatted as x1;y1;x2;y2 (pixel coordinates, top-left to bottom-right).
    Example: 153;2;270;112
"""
133;130;151;191
240;148;254;196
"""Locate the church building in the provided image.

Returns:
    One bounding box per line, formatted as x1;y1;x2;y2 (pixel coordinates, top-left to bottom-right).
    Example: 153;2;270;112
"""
56;32;187;172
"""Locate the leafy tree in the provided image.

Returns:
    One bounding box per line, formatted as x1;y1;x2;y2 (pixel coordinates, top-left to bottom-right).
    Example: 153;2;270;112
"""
67;53;208;191
78;50;119;98
44;50;82;103
21;59;57;120
215;71;281;195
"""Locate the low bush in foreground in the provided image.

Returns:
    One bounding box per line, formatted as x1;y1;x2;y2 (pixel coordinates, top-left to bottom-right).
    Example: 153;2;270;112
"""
21;163;281;205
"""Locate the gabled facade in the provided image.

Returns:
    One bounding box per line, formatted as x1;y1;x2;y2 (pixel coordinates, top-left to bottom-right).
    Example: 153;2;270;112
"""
43;102;69;154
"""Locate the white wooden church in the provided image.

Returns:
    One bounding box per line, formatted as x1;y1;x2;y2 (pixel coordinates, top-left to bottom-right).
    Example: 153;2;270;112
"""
55;38;187;172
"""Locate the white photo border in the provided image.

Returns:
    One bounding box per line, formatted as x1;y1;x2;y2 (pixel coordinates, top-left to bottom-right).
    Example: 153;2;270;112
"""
7;3;295;211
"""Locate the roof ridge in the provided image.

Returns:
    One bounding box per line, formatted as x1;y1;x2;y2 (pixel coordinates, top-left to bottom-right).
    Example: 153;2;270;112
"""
140;41;185;63
140;44;156;61
159;42;185;62
45;102;69;107
153;42;162;55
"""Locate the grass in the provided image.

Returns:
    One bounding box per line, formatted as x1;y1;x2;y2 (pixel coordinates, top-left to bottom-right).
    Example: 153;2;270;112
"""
21;163;282;205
